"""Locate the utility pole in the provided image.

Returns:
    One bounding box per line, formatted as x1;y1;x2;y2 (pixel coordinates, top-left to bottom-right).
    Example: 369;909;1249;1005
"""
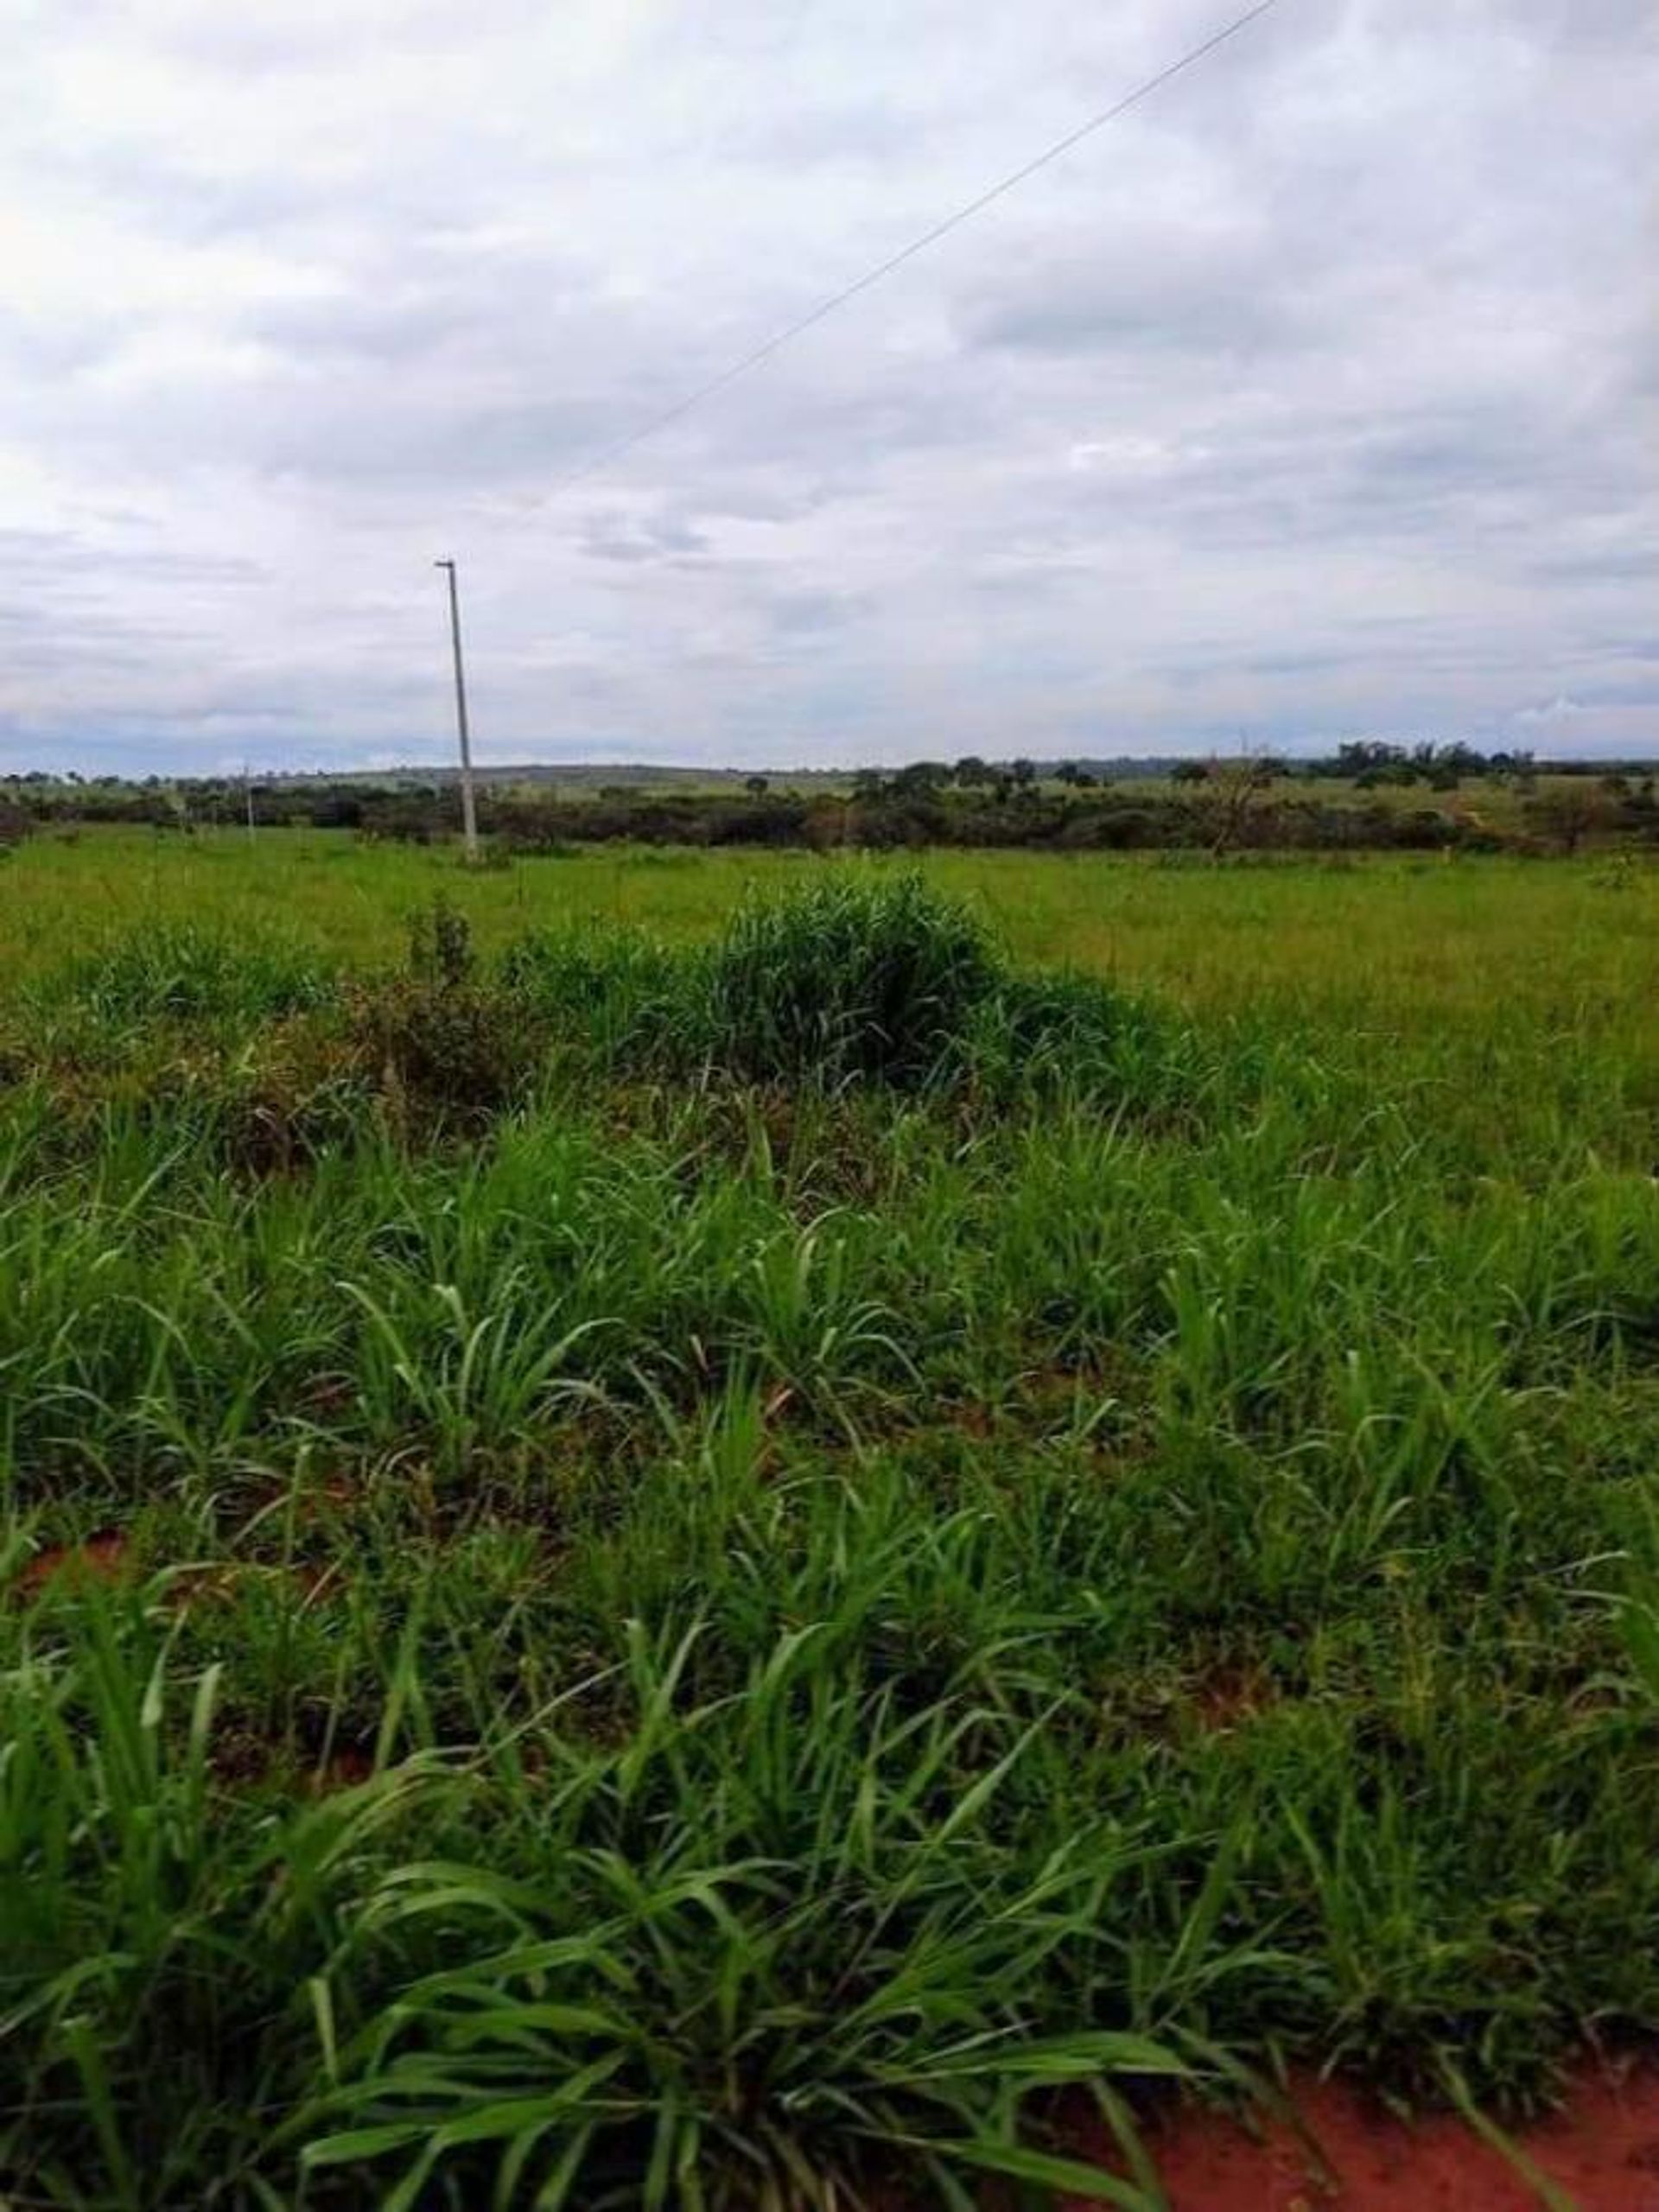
434;558;480;861
244;762;255;842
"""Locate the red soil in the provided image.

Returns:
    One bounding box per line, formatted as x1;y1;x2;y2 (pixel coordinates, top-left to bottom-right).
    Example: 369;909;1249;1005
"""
14;1528;133;1597
1083;2067;1659;2210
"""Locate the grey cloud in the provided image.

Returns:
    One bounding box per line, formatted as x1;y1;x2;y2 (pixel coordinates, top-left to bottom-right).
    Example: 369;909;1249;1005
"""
48;156;346;246
957;233;1301;359
577;510;712;563
2;0;1655;769
766;588;872;634
0;528;266;587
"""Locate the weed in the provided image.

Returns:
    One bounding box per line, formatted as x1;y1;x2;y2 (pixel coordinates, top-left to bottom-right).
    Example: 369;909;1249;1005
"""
353;900;534;1131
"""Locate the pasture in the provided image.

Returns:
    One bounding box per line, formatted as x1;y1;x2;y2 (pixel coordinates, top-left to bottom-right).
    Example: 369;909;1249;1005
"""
3;829;1658;2208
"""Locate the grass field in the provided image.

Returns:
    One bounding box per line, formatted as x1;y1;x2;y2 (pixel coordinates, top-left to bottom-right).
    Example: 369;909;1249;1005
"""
3;830;1658;2209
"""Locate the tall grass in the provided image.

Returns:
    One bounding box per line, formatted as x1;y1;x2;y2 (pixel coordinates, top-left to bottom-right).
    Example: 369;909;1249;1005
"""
0;853;1657;2203
700;868;998;1087
41;919;336;1027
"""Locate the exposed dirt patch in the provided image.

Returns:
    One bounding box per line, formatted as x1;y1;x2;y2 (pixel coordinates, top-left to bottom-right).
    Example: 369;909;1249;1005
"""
210;1724;379;1796
14;1528;133;1598
1188;1659;1278;1734
300;1741;378;1794
1079;2065;1659;2210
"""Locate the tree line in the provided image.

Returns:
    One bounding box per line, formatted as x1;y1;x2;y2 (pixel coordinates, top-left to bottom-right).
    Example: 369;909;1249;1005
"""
2;754;1655;856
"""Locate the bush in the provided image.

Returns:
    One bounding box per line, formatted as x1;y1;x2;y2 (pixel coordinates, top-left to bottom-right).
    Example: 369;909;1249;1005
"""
218;1012;375;1172
704;800;811;847
352;902;531;1131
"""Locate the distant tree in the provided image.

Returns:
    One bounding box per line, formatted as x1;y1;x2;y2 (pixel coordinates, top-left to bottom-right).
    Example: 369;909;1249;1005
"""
1334;741;1409;781
953;755;990;789
745;774;770;798
1170;760;1211;785
1525;783;1618;855
1195;754;1280;855
1008;759;1038;791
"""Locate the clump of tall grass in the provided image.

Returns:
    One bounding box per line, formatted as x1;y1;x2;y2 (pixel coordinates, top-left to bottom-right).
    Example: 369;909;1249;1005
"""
499;922;690;1068
0;1581;1180;2209
10;880;1171;1137
504;872;1012;1092
45;920;335;1027
505;871;1166;1108
957;968;1180;1109
700;869;1000;1089
303;1618;1182;2210
0;1586;440;2202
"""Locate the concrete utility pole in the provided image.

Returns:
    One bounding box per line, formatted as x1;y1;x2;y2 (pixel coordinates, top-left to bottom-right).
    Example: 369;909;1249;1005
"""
434;558;480;861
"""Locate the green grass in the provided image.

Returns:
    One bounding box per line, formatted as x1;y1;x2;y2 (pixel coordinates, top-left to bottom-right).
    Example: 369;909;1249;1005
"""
1;833;1658;2208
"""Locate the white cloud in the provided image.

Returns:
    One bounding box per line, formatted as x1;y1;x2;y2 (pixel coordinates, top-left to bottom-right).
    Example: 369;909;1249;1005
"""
1;0;1655;771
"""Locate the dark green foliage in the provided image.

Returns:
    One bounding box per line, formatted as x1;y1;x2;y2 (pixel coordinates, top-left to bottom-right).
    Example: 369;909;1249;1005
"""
959;969;1166;1101
702;871;999;1087
505;873;1160;1104
350;901;529;1129
499;921;690;1066
7;753;1656;856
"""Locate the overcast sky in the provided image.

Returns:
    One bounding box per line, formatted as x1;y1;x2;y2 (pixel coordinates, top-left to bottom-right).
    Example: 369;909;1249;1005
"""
3;0;1655;772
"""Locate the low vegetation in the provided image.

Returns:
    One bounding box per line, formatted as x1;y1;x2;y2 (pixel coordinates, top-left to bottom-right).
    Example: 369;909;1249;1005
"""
2;839;1657;2207
5;747;1658;855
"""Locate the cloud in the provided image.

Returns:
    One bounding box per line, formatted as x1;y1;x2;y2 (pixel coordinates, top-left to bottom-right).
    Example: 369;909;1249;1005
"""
2;0;1656;772
576;509;712;564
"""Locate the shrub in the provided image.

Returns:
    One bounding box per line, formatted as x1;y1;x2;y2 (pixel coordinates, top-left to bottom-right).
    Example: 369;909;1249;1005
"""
704;799;810;846
352;902;531;1131
219;1011;375;1172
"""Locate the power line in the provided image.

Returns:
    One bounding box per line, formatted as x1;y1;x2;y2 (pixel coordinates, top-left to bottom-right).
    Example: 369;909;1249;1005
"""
543;0;1282;498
